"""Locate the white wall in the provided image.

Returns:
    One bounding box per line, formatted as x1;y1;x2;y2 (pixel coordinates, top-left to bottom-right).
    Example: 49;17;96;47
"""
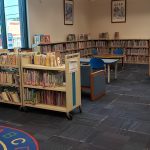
89;0;150;39
27;0;90;46
27;0;150;46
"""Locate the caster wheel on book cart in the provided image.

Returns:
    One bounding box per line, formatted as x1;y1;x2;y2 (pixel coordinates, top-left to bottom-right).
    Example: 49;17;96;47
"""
79;106;82;113
66;113;73;120
20;107;28;112
19;106;23;111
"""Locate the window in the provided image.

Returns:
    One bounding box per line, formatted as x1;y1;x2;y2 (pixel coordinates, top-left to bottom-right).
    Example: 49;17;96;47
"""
4;0;21;49
0;0;28;49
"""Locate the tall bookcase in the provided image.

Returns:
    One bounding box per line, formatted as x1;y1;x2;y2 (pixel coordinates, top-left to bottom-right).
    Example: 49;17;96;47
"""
20;53;81;119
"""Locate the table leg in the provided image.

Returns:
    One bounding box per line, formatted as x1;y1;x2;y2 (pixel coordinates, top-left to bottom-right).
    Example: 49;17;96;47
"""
107;64;110;83
115;62;118;79
122;57;124;68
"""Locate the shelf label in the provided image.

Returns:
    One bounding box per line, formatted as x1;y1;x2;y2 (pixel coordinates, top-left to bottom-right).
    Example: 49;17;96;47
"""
69;61;78;73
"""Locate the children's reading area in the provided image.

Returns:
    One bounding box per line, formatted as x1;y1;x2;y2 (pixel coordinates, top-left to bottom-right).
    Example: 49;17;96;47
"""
0;0;150;149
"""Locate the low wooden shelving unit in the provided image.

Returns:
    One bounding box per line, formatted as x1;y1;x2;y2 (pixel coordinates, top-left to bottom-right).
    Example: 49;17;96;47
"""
21;53;82;119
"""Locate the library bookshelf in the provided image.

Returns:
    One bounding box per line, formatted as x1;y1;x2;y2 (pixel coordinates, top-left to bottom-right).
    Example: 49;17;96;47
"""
33;38;150;76
108;39;150;65
33;38;149;65
20;53;81;119
33;40;96;58
0;52;22;106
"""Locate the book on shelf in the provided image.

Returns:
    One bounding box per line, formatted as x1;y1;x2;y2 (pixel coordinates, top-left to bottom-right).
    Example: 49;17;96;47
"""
86;41;95;48
66;34;76;42
51;44;64;52
99;32;109;39
126;48;149;56
110;40;149;48
96;41;108;47
31;52;62;67
0;54;17;66
78;34;89;41
65;42;77;50
24;88;66;107
0;71;19;86
23;70;64;87
40;45;52;54
114;32;120;39
33;34;51;44
0;49;8;54
0;91;20;103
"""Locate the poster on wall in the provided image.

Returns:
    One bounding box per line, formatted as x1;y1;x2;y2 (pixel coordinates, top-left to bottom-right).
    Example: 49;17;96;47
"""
111;0;126;23
64;0;74;25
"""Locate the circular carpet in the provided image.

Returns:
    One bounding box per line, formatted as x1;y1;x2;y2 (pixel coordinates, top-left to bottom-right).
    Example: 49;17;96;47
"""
0;126;39;150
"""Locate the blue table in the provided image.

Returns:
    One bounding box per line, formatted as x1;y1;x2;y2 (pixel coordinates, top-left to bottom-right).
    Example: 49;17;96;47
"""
80;58;119;83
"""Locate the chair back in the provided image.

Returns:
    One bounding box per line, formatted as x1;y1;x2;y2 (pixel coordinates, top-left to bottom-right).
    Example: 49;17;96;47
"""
113;48;124;55
92;49;98;55
90;58;104;70
80;65;91;87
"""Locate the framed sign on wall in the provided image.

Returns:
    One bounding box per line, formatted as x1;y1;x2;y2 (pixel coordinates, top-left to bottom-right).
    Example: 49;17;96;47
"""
111;0;126;23
64;0;74;25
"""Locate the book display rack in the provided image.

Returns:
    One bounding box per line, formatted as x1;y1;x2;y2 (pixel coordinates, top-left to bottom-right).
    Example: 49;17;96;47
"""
20;53;81;119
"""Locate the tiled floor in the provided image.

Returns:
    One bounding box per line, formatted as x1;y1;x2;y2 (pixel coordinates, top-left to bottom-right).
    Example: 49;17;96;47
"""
0;64;150;150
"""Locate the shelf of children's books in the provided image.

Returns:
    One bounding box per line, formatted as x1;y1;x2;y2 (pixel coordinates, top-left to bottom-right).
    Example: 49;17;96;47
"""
0;100;21;106
22;64;65;71
23;85;66;92
24;103;67;112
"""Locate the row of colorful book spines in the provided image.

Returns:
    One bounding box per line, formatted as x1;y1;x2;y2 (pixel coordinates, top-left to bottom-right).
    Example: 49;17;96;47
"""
96;48;148;54
30;56;61;67
0;91;20;103
0;73;19;84
24;100;66;107
23;72;63;87
126;56;149;62
40;41;95;46
40;48;109;55
0;54;18;57
0;55;17;64
125;49;149;53
39;40;149;46
110;41;149;47
23;70;64;77
126;55;149;57
24;89;66;106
